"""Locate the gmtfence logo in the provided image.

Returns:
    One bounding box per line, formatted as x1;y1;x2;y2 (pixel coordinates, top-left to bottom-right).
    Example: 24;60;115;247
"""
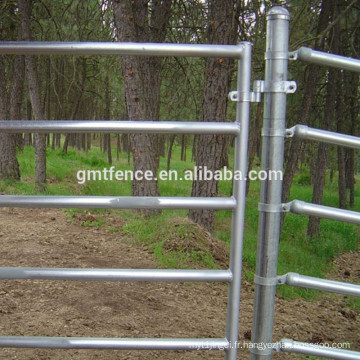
76;166;283;184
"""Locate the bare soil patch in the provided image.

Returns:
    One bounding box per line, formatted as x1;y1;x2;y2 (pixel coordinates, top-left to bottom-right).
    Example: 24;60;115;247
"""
0;208;359;359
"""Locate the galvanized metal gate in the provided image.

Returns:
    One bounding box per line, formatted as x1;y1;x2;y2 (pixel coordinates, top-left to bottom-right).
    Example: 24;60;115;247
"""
0;26;253;360
250;7;360;360
0;6;360;360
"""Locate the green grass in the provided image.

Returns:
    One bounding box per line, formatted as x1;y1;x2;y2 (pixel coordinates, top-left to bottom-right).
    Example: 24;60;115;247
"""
121;212;220;269
1;142;359;307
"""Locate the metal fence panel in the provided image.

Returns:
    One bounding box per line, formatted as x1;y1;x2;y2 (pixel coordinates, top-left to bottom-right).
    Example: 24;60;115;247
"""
0;40;252;360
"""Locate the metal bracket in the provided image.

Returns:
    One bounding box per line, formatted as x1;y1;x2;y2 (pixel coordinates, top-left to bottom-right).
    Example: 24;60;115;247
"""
260;80;297;93
228;79;264;103
262;128;287;137
254;275;280;286
265;51;293;60
228;91;260;103
258;203;289;213
229;80;296;103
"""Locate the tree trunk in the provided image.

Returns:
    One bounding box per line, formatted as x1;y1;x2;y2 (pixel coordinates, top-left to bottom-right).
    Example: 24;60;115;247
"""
345;149;355;207
344;69;358;207
307;1;339;237
158;135;165;158
24;100;32;146
86;133;91;152
10;55;25;151
113;0;172;215
0;57;20;180
27;54;47;192
53;58;64;150
336;71;347;209
180;134;186;161
104;75;112;165
0;15;25;180
191;135;197;163
116;134;121;160
62;58;87;153
122;134;129;153
167;134;176;172
188;0;236;233
337;146;347;209
19;0;46;192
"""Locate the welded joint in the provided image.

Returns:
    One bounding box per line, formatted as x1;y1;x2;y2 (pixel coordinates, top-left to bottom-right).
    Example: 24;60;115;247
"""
285;126;295;138
288;51;298;61
277;274;288;285
286;125;309;138
273;339;290;352
281;202;292;212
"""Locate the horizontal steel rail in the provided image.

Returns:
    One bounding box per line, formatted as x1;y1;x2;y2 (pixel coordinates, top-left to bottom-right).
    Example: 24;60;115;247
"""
279;272;360;297
288;200;360;224
0;336;228;350
288;125;360;149
0;41;243;58
277;339;360;359
296;47;360;72
0;195;236;210
0;267;232;282
0;120;240;135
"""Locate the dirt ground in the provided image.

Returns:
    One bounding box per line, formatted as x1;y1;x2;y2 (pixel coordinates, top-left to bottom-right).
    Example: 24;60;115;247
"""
0;207;359;360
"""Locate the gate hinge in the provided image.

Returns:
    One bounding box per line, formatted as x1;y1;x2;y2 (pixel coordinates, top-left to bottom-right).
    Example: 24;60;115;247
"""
228;80;264;103
228;90;261;103
229;80;297;103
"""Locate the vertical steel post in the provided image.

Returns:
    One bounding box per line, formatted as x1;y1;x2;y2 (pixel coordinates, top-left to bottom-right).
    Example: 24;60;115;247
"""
250;7;290;360
225;42;252;360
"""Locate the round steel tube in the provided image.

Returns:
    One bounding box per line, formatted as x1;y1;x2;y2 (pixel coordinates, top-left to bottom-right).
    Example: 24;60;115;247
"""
297;47;360;73
0;120;240;135
0;41;243;58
